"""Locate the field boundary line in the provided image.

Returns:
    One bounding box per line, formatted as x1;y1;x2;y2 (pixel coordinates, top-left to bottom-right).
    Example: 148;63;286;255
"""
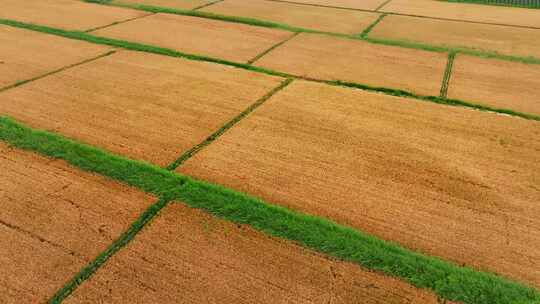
440;51;457;98
166;78;293;170
0;50;116;94
359;13;387;38
1;18;539;121
84;12;156;33
48;197;171;303
247;32;300;64
193;0;224;10
1;116;539;304
375;0;394;11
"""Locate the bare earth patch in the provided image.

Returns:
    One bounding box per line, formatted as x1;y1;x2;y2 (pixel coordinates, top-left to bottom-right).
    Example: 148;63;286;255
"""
0;143;154;303
0;25;111;89
179;80;540;286
273;0;389;10
112;0;213;10
201;0;380;34
369;15;540;59
93;13;294;63
380;0;540;28
255;33;447;96
448;55;540;116
0;0;147;31
0;51;282;167
65;203;449;304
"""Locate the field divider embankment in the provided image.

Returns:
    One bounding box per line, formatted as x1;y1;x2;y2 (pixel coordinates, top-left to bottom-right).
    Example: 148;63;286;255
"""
84;11;156;33
359;13;388;38
0;50;116;94
193;0;225;11
48;197;172;304
247;32;300;64
1;18;538;121
166;78;294;171
440;51;457;98
1;116;540;304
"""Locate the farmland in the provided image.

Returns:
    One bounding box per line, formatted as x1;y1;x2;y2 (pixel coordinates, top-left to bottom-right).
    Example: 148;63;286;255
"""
1;0;539;303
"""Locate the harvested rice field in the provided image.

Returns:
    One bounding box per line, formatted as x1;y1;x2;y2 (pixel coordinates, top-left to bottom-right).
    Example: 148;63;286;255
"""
1;0;540;303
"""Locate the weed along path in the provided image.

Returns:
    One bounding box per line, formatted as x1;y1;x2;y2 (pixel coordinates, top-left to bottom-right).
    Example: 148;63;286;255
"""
0;142;155;303
178;80;540;287
0;51;283;167
111;0;214;10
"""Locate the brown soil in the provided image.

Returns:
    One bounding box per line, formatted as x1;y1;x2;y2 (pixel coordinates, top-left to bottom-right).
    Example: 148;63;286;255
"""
370;15;540;59
0;51;282;167
0;26;111;89
380;0;540;28
201;0;381;34
93;13;293;63
113;0;212;10
275;0;389;10
178;80;540;287
0;142;154;303
255;33;447;96
65;203;450;304
448;55;540;116
0;0;147;31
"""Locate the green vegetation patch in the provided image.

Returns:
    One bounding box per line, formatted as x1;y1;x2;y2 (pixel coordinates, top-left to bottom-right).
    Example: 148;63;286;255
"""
2;116;540;304
442;0;540;9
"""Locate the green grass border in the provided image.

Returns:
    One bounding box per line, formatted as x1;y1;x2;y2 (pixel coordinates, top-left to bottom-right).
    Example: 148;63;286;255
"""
440;51;457;98
442;0;540;9
1;117;540;304
1;17;539;122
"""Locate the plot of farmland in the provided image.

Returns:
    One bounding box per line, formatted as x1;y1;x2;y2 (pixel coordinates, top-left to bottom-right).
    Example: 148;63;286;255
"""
64;203;448;304
0;0;147;31
380;0;540;28
369;15;540;59
0;142;154;303
2;0;540;302
201;0;381;34
0;25;111;89
0;51;282;167
255;33;448;96
179;80;540;286
448;55;540;115
93;13;294;63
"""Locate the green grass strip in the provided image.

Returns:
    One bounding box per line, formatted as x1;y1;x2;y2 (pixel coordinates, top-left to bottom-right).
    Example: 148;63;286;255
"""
359;13;387;38
0;117;187;197
167;78;294;170
1;17;539;122
48;197;171;303
1;116;539;303
442;0;540;9
440;51;457;98
247;32;299;64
